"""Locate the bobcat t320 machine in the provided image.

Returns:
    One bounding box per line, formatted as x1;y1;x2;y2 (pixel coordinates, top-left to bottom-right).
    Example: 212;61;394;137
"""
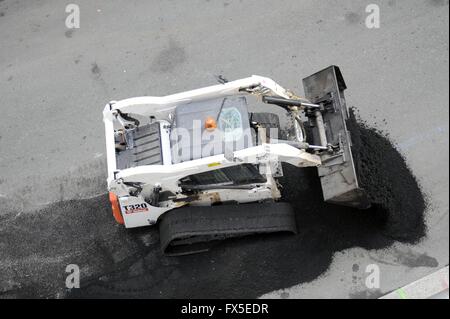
103;66;369;255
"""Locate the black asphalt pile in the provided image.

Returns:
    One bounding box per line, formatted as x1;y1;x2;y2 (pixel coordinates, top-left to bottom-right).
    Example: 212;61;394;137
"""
3;111;427;299
346;108;426;242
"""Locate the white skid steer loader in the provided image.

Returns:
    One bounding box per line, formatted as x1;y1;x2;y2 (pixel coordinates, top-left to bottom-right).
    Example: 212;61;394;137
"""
103;66;370;255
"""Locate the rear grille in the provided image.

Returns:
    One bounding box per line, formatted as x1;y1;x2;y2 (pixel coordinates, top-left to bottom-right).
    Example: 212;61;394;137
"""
116;123;163;169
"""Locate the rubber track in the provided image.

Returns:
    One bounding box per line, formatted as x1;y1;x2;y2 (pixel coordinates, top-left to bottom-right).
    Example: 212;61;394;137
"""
159;202;297;256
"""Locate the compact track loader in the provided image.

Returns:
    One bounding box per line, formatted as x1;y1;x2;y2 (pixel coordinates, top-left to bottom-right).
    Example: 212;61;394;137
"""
103;66;370;255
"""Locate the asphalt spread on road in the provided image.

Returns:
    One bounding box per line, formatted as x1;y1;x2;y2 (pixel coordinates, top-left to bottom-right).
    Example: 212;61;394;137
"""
0;112;426;298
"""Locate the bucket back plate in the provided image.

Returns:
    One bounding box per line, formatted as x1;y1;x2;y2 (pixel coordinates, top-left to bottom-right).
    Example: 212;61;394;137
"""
302;66;370;209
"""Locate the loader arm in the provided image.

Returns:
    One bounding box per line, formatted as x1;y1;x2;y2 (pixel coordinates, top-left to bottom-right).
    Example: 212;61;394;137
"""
110;143;321;196
105;75;293;117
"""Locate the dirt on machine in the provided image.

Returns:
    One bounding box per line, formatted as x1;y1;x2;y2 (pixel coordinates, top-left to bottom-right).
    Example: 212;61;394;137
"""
103;66;370;255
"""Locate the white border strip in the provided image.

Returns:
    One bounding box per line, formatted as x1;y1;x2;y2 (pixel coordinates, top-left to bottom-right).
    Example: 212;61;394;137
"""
380;266;449;299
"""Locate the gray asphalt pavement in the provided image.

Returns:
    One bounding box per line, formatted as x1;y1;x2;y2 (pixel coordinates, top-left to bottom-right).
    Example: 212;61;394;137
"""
0;0;448;298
